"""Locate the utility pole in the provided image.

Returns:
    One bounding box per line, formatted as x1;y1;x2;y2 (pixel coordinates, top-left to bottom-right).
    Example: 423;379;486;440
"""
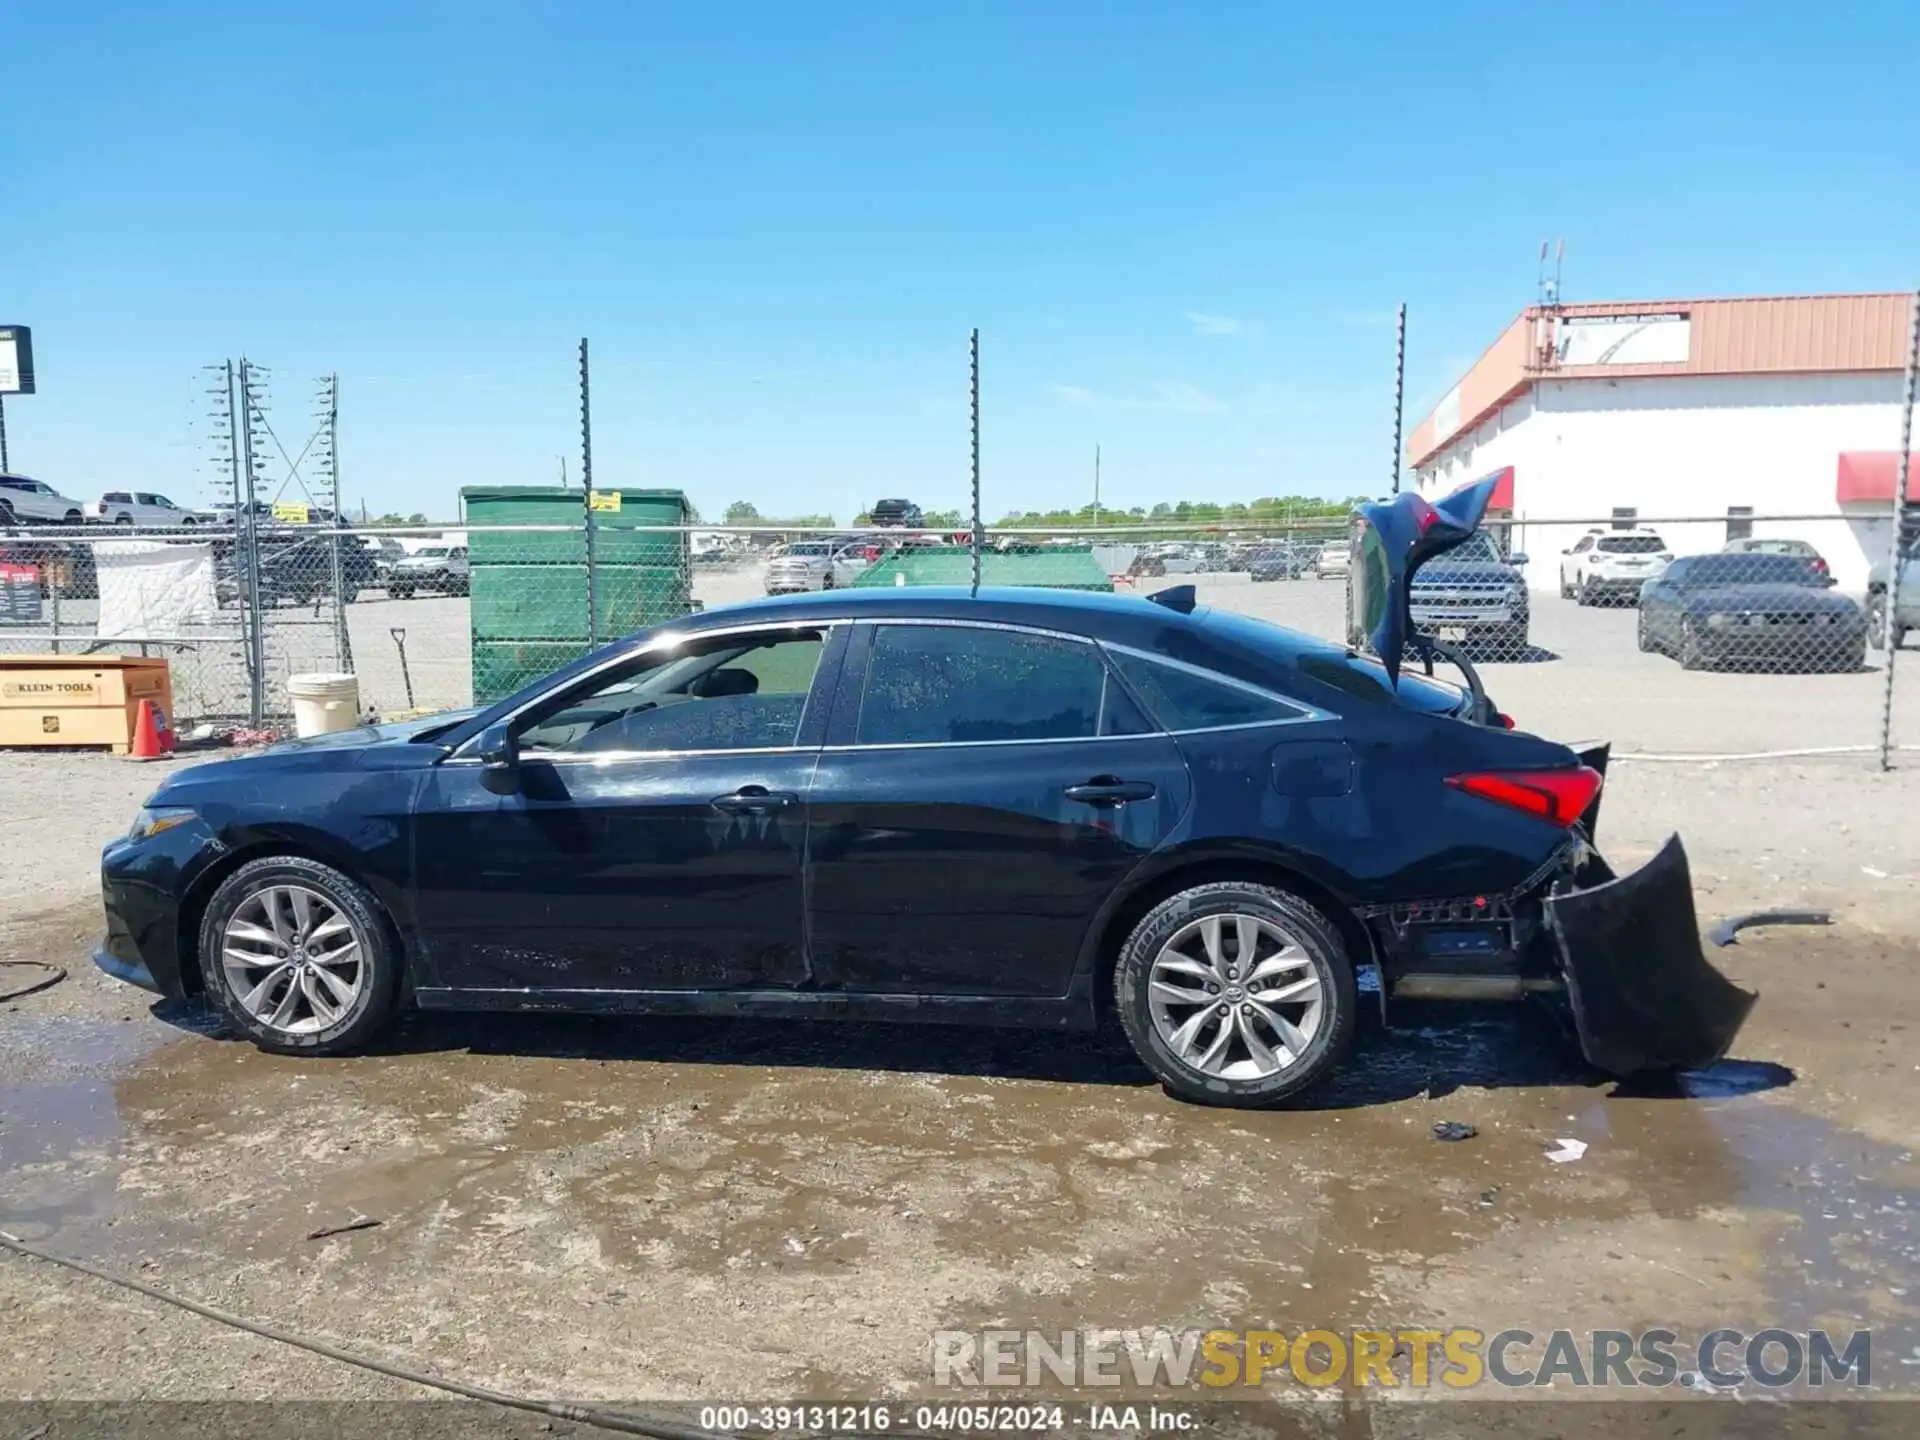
1391;303;1407;495
0;393;8;472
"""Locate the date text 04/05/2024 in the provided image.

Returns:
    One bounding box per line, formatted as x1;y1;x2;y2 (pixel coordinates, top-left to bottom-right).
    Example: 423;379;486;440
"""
696;1404;1195;1433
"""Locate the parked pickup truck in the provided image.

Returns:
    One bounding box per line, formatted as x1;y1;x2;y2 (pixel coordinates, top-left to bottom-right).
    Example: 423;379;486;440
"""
1867;539;1918;651
1402;530;1530;656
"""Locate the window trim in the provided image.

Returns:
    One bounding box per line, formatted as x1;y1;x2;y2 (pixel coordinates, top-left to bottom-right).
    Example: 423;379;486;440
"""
1100;642;1334;735
446;620;846;763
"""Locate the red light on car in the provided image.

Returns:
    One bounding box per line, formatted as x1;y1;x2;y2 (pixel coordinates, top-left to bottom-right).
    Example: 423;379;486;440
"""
1495;712;1516;729
1445;766;1603;828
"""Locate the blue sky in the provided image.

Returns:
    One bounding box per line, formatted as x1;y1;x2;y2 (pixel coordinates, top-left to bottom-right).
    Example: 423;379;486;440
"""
4;1;1916;522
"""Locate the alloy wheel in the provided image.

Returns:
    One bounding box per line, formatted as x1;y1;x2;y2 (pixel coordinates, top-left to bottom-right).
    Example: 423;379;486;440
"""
220;884;367;1035
1147;913;1324;1081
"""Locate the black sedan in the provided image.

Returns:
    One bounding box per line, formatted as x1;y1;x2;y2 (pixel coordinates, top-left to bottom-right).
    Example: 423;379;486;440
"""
97;477;1754;1108
1637;552;1867;672
1248;542;1311;581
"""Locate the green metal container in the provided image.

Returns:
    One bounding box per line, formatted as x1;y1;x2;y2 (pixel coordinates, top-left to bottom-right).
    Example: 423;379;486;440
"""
472;640;599;705
852;545;1114;592
461;486;692;565
460;485;696;703
470;565;689;641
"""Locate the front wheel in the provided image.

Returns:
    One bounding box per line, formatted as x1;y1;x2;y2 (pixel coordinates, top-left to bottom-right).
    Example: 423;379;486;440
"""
1113;881;1357;1108
197;856;403;1056
390;582;413;599
1637;609;1654;653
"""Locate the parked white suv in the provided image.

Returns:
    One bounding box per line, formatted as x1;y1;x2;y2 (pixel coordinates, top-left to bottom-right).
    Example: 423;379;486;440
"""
0;474;85;525
87;490;207;526
1559;528;1672;606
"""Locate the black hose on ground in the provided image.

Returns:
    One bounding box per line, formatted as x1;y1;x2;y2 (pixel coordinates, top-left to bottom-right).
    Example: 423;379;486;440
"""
0;960;66;1003
0;1228;734;1440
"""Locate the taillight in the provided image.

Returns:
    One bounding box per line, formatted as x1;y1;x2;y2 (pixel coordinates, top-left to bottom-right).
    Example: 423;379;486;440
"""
1445;766;1602;827
1494;712;1516;729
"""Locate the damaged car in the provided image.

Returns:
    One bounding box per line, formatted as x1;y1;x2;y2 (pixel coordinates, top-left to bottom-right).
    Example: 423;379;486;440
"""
96;473;1754;1107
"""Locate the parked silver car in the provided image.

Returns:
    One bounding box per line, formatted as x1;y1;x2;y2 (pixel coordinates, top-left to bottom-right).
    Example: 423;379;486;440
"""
0;474;86;525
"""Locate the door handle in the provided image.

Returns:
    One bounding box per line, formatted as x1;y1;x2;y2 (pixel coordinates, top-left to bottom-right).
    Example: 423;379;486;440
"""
1064;777;1156;808
710;786;798;815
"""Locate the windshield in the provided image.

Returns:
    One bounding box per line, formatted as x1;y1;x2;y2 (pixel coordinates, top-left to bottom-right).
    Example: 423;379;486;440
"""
1682;554;1819;586
413;546;449;558
1437;533;1504;563
1597;534;1665;554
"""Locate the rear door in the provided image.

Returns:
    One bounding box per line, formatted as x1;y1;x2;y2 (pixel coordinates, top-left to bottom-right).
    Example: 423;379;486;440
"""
805;620;1191;997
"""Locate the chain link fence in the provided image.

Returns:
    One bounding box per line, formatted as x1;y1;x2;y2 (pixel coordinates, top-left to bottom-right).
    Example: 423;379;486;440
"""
1;510;1912;763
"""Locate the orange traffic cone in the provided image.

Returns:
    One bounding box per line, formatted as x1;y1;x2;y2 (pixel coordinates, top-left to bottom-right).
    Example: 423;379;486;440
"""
128;698;175;761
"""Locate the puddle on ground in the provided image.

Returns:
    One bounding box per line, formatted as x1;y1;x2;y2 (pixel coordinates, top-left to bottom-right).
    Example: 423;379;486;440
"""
2;934;1916;1398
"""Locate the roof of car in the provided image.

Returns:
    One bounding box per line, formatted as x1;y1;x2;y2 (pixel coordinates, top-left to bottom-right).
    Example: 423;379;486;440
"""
680;584;1193;637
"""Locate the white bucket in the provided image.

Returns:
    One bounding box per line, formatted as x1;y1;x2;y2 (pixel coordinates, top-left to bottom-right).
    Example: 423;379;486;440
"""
287;672;362;737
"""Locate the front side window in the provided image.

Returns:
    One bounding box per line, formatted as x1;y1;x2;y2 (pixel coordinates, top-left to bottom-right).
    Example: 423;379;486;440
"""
519;629;828;755
1107;647;1306;731
855;624;1111;745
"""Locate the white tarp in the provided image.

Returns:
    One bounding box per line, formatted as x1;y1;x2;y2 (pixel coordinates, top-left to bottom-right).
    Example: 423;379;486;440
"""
95;540;218;640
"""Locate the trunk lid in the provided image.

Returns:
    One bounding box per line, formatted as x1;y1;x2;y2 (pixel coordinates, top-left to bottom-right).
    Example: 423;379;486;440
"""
1349;473;1503;685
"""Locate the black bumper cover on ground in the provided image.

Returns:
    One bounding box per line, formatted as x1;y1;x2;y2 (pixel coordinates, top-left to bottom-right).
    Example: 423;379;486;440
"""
1544;834;1758;1075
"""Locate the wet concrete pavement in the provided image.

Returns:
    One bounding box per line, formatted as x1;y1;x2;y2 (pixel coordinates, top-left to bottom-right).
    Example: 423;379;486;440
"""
4;895;1918;1418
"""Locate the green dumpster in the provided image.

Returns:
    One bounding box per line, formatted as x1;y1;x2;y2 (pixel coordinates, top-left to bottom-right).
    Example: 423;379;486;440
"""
852;545;1114;592
460;486;694;704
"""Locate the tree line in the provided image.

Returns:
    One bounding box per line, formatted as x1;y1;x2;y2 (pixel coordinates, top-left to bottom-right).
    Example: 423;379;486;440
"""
723;496;1361;530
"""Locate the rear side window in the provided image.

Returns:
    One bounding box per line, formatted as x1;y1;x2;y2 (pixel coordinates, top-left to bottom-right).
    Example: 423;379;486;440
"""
105;491;133;502
856;625;1107;745
1107;648;1304;731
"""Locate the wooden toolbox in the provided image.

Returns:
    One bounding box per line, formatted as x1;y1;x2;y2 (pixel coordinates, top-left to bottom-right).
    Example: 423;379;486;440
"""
0;655;174;754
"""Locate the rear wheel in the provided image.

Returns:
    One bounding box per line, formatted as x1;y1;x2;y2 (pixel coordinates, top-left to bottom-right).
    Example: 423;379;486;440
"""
1576;575;1594;606
1113;881;1357;1108
1636;609;1654;653
390;581;414;599
197;856;403;1056
113;515;134;526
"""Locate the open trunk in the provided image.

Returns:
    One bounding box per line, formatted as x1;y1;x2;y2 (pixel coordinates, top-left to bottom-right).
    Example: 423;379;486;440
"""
1354;480;1759;1075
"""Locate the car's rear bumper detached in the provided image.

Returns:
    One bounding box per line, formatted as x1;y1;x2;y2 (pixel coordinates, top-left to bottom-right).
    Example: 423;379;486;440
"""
1544;835;1757;1074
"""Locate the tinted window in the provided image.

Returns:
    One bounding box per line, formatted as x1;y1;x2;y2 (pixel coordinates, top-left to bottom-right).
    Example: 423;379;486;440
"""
1107;648;1304;731
1202;608;1466;716
1447;533;1504;562
856;625;1106;745
1596;535;1665;554
520;630;826;754
1681;554;1817;586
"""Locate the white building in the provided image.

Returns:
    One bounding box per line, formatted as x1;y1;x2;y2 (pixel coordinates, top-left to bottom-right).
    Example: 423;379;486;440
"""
1406;292;1918;592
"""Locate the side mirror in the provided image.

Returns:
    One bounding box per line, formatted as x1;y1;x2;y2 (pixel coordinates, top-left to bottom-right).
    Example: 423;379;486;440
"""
1508;552;1529;566
478;723;520;794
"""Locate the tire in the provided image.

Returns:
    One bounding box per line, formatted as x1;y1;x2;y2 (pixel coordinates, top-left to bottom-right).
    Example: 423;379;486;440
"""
1487;622;1529;658
1112;881;1358;1108
113;515;134;526
1679;619;1709;671
197;856;403;1056
1866;592;1887;650
390;582;413;599
1636;610;1654;653
1560;573;1574;600
1575;576;1593;606
1833;638;1867;673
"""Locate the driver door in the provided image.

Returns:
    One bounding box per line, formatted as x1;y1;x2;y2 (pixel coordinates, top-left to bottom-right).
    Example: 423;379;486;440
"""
409;623;846;998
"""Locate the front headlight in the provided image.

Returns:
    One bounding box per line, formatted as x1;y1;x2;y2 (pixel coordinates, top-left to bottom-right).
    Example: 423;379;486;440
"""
1706;613;1734;631
128;805;195;842
1507;582;1526;604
